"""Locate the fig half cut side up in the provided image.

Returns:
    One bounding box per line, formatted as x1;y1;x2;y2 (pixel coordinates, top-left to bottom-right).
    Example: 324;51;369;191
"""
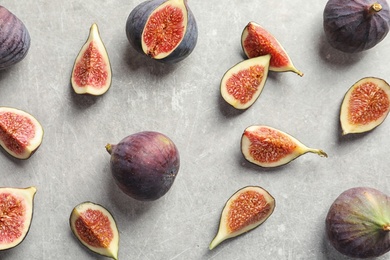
70;201;119;260
340;77;390;135
71;23;112;96
241;125;328;167
241;21;303;77
220;54;271;110
209;186;275;250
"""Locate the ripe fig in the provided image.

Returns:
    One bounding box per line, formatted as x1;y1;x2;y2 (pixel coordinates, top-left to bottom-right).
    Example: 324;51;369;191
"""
241;21;303;76
70;201;119;260
125;0;198;63
209;186;275;250
106;131;180;201
71;23;112;96
323;0;390;53
0;6;30;69
241;125;328;167
0;186;36;251
220;54;271;110
326;187;390;258
0;107;43;159
340;77;390;135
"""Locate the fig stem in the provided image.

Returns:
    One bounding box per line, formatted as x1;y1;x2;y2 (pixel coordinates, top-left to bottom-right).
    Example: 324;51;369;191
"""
384;224;390;231
105;144;113;154
370;3;382;14
306;148;328;158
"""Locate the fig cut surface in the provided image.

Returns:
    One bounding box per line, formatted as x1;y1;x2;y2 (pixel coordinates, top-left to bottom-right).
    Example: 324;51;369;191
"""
220;54;271;109
340;77;390;135
0;186;36;251
241;125;327;167
70;201;119;260
209;186;275;250
71;23;112;96
0;107;43;159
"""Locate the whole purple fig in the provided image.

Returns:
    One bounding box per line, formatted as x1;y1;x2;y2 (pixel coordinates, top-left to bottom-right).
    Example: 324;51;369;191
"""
106;131;180;201
326;187;390;258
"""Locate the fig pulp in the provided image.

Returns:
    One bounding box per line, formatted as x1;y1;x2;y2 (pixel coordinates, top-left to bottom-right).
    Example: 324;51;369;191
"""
241;22;303;76
209;186;275;250
326;187;390;258
241;125;328;167
323;0;390;53
220;54;271;109
0;107;43;159
70;201;119;260
340;77;390;135
0;6;30;69
0;187;36;251
106;131;180;201
126;0;198;63
71;23;112;96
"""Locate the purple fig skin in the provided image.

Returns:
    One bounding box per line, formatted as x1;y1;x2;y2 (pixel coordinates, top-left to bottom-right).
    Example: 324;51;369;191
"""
125;0;198;63
0;6;30;69
106;131;180;201
326;187;390;258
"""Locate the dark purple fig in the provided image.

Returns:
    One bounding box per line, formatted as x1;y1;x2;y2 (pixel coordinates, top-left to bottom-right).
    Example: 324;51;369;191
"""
0;6;30;69
70;201;119;260
106;131;180;201
0;107;44;159
0;186;36;250
326;187;390;258
71;23;112;96
125;0;198;63
209;186;275;250
323;0;390;53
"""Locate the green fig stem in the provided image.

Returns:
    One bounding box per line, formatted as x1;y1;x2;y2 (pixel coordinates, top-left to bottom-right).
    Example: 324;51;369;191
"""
105;144;113;154
370;3;382;14
306;148;328;158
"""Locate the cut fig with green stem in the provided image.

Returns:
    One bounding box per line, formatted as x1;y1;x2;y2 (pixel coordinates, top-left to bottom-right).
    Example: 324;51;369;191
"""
241;22;303;77
70;201;119;260
126;0;198;63
326;187;390;258
209;186;275;250
0;107;43;159
0;186;36;251
71;23;112;96
241;125;327;167
220;54;270;109
340;77;390;135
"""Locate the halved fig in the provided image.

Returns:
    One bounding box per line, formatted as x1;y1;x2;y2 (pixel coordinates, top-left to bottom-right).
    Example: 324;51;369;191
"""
0;186;36;251
126;0;198;63
0;107;43;159
70;201;119;260
241;21;303;76
241;125;328;167
209;186;275;250
71;23;112;96
340;77;390;135
220;54;271;109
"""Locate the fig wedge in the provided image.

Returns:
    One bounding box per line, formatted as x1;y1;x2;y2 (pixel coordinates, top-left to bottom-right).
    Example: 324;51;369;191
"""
220;54;271;109
340;77;390;135
209;186;275;250
241;21;303;76
0;107;43;159
70;201;119;260
241;125;327;167
71;23;112;96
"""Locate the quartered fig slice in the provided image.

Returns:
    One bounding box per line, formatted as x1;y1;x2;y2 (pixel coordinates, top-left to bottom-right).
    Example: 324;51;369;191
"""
340;77;390;135
241;125;328;167
0;186;36;251
220;54;271;109
70;201;119;260
241;21;303;76
71;23;112;96
0;107;43;159
126;0;198;63
326;187;390;258
209;186;275;250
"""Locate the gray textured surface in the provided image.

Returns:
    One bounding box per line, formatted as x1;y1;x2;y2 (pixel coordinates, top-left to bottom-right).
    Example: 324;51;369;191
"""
0;0;389;259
